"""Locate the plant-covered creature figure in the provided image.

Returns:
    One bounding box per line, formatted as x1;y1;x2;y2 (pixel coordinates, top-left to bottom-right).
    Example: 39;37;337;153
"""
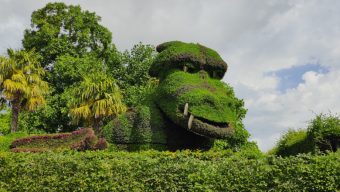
104;41;249;150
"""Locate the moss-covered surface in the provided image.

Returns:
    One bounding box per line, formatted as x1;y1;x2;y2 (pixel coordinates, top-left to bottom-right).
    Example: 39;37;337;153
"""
150;41;228;79
103;102;167;151
154;69;247;139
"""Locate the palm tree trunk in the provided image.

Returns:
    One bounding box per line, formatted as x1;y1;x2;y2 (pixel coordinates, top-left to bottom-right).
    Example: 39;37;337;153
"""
93;117;102;136
11;101;20;133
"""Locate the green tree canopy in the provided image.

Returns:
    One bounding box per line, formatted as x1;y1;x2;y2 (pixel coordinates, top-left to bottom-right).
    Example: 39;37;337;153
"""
23;2;118;69
115;43;157;106
20;2;122;132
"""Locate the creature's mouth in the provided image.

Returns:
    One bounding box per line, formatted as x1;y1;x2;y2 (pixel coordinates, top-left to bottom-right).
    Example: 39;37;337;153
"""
171;102;234;138
183;113;233;139
194;116;229;129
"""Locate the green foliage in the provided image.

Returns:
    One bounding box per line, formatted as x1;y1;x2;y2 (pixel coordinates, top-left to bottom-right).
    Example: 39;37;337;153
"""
211;138;263;160
105;41;249;150
103;102;167;151
271;113;340;156
0;151;339;191
18;93;76;133
117;43;156;88
23;2;118;68
122;82;156;107
51;54;109;92
115;43;158;107
156;70;248;139
0;108;11;134
0;132;28;152
307;113;340;152
0;49;49;132
20;2;121;133
272;129;314;157
150;41;227;79
67;72;126;132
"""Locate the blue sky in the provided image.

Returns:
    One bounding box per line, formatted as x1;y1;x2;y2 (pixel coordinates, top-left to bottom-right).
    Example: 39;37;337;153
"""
269;64;329;93
0;0;340;151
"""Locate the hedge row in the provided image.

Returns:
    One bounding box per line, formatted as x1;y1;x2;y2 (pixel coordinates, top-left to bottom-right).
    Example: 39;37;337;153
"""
0;150;339;191
10;128;107;152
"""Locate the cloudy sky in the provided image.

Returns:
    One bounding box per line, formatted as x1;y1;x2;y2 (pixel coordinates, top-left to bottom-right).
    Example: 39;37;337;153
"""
1;0;339;151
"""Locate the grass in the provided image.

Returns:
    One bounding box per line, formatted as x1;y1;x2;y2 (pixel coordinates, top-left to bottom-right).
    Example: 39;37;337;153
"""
0;132;29;152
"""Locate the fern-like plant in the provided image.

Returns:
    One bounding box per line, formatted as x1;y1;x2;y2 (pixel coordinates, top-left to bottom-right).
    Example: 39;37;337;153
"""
0;49;49;132
68;72;126;133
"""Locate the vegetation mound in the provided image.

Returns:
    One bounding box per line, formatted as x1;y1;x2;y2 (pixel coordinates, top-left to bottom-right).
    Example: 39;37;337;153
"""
271;113;340;156
10;128;107;152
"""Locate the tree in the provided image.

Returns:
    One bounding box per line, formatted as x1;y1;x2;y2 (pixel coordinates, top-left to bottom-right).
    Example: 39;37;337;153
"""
0;49;49;132
22;2;119;69
68;72;126;133
117;43;156;88
20;2;121;132
116;43;158;106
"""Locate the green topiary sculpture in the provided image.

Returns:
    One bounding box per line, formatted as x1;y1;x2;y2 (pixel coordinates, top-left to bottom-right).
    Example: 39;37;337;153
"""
104;41;250;150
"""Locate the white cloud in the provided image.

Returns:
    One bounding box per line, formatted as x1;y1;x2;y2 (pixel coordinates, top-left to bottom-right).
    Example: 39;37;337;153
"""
0;0;339;151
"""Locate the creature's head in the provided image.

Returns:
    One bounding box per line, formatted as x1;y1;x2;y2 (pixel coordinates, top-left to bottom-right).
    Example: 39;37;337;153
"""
150;41;246;139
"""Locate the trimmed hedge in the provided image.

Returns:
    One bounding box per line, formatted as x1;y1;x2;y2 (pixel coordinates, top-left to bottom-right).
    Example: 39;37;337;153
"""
0;151;338;191
10;128;107;152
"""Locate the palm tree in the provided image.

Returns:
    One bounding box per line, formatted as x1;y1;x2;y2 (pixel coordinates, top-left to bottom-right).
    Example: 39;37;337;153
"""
68;72;126;133
0;49;49;132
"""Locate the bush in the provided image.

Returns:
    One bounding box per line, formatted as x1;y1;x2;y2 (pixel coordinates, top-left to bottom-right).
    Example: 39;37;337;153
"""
0;150;338;191
307;113;340;152
273;129;314;156
10;128;107;152
271;113;340;156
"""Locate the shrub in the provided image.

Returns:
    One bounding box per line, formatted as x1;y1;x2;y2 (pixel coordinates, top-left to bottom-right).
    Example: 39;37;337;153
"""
10;128;107;152
271;113;340;156
0;151;338;191
273;129;314;156
307;113;340;152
